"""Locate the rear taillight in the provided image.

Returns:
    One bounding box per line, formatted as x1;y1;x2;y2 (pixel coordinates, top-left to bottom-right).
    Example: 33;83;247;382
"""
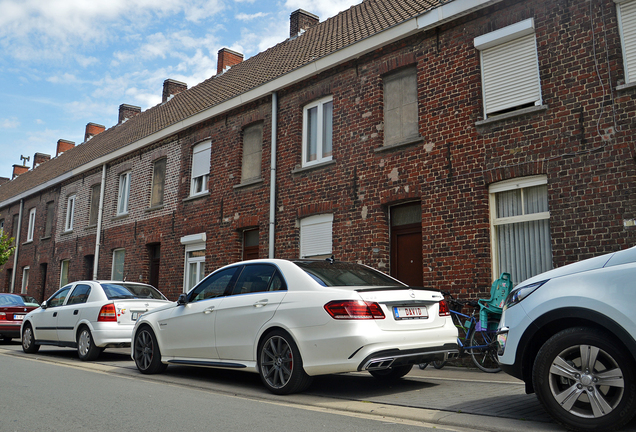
98;303;117;322
324;300;385;320
0;312;6;321
438;300;450;317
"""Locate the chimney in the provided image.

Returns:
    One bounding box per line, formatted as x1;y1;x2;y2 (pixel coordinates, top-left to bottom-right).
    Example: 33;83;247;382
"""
217;48;243;75
162;79;187;103
12;164;29;179
56;139;75;157
33;153;51;169
290;9;319;38
84;122;105;142
118;104;141;124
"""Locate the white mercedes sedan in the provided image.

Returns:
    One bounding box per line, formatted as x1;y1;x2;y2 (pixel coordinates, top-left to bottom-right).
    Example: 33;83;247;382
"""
21;281;170;360
131;259;458;394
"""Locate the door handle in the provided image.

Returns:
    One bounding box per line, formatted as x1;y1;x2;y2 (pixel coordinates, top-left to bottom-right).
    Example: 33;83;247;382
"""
53;312;57;317
203;306;215;314
73;310;79;315
254;299;268;308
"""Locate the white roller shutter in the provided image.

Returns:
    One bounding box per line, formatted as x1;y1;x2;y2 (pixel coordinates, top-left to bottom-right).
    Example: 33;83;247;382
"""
481;33;541;115
192;141;211;178
300;214;333;258
619;0;636;84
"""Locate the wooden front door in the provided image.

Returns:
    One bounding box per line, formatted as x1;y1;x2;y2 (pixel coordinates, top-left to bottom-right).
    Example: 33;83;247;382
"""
390;204;423;286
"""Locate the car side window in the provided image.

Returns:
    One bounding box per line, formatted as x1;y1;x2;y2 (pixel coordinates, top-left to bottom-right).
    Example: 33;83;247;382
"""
66;284;91;305
47;286;72;308
189;267;238;303
231;264;286;295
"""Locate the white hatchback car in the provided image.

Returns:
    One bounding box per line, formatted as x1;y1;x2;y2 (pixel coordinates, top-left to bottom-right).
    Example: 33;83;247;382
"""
21;281;170;360
497;246;636;432
131;259;458;394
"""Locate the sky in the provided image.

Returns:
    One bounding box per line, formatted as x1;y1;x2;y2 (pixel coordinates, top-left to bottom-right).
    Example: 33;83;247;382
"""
0;0;362;180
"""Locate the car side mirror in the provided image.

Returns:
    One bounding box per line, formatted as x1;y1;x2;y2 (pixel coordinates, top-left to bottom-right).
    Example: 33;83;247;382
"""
41;300;48;309
177;294;187;306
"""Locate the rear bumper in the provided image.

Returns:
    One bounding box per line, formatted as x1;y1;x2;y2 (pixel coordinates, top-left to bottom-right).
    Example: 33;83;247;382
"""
0;323;22;338
91;323;135;348
358;343;459;371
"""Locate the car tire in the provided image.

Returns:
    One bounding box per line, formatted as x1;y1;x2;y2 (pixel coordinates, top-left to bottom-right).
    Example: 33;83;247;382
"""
77;327;101;361
134;326;168;374
369;364;413;380
258;330;313;395
22;323;40;354
532;327;636;432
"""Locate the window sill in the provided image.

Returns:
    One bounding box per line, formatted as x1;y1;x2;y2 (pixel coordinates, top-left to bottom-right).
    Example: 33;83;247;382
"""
86;224;97;230
234;178;264;189
22;240;33;245
61;230;74;236
374;136;424;153
40;236;51;241
112;213;129;221
475;104;548;126
616;81;636;92
292;159;336;174
183;191;210;203
146;205;165;213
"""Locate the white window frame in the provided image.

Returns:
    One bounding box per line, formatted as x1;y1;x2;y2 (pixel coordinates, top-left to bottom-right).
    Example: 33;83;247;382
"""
21;266;29;294
302;96;333;167
489;175;552;282
27;208;36;241
112;248;125;280
65;195;76;232
181;233;207;292
300;213;333;258
190;141;211;196
475;18;542;118
60;259;70;288
117;172;131;215
616;0;636;85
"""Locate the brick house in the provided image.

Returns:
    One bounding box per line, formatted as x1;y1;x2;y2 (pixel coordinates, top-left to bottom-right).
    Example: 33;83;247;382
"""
1;0;636;303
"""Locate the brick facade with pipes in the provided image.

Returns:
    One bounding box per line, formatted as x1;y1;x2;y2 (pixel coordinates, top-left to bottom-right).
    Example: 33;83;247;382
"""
1;0;636;302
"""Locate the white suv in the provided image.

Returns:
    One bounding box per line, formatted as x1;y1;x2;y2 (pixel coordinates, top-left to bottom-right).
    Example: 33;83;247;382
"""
497;246;636;432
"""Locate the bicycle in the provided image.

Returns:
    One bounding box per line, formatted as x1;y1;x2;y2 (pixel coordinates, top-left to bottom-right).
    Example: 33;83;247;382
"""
419;291;501;373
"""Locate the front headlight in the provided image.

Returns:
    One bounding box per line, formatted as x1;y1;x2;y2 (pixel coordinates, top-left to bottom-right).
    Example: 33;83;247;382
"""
504;280;548;310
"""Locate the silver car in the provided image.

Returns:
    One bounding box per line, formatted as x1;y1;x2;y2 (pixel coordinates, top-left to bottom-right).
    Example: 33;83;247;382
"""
497;246;636;432
21;281;170;361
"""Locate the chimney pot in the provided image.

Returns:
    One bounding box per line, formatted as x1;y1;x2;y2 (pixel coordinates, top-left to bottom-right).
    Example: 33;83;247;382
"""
56;139;75;157
217;48;243;75
12;164;29;179
33;153;51;169
162;79;188;103
84;122;106;142
290;9;319;38
118;104;141;124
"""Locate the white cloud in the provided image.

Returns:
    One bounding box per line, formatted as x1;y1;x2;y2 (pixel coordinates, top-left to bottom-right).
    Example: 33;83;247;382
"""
236;12;269;21
46;73;80;84
1;117;20;129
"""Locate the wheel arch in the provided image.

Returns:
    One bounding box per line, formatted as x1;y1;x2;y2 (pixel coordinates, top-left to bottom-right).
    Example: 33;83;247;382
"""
255;326;302;368
517;307;636;393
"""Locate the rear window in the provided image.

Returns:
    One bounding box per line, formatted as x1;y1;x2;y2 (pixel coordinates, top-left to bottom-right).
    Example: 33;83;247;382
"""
294;261;405;287
0;294;25;307
100;283;167;300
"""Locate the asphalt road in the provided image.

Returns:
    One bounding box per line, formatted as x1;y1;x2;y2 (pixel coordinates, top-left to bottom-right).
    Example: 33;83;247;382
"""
2;342;635;432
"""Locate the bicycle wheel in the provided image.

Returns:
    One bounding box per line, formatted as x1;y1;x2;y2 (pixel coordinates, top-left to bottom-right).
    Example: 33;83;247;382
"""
432;359;446;369
469;321;501;373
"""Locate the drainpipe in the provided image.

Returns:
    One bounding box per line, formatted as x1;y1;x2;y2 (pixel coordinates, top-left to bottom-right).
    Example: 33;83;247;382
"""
93;164;107;280
10;199;23;293
268;92;278;258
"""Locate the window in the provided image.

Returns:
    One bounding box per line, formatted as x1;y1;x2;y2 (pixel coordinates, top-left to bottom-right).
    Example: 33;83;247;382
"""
0;218;4;235
44;201;54;237
231;264;286;295
21;266;29;294
241;124;263;182
65;195;76;232
12;214;18;244
191;141;211;196
243;229;259;260
475;18;542;118
26;208;36;242
188;267;238;302
300;213;333;258
617;0;636;84
384;67;418;146
60;260;70;287
489;176;553;284
48;286;72;307
150;158;166;207
67;284;91;305
112;249;125;280
186;249;206;292
117;172;131;215
89;184;101;226
302;96;333;166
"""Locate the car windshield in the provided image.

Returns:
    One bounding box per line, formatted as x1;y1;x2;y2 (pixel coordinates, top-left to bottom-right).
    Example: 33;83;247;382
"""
294;261;405;287
101;283;166;300
21;296;40;306
0;294;26;306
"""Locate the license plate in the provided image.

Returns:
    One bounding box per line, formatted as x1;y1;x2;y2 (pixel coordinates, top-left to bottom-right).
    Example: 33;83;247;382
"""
393;305;428;320
13;314;25;320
